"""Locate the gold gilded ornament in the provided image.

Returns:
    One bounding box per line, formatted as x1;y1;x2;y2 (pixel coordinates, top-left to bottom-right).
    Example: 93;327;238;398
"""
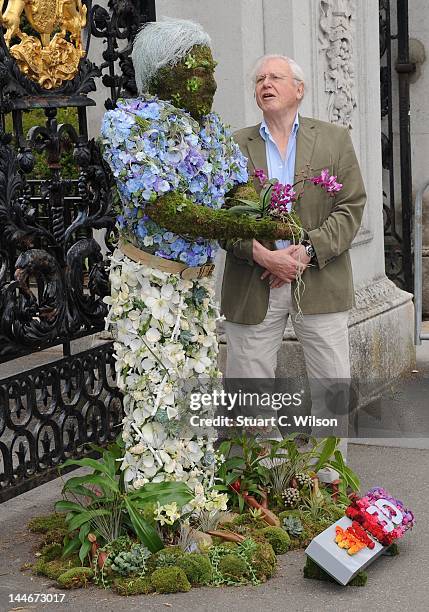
0;0;87;89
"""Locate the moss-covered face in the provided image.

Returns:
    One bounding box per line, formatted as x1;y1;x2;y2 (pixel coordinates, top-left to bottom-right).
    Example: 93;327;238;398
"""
149;45;217;121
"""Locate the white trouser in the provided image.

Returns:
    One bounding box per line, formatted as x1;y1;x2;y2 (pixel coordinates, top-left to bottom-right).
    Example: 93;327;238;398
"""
224;284;350;456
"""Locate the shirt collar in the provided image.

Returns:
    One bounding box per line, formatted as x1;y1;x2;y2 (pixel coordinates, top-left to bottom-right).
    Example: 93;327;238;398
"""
259;113;300;142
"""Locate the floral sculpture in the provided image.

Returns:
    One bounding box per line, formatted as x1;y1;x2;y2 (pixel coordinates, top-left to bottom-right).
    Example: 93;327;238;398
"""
100;19;298;497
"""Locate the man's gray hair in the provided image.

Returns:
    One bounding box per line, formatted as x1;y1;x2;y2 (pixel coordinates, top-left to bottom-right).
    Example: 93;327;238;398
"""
132;18;212;94
251;54;306;89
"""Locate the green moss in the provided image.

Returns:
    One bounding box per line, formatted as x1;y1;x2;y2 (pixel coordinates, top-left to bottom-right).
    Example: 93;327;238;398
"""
349;572;368;587
40;543;63;562
57;567;94;589
249;541;277;581
41;528;68;546
149;45;217;121
218;554;247;580
226;179;260;205
304;557;367;586
219;541;239;550
147;545;185;572
278;510;301;522
145;191;302;242
112;576;154;596
177;553;212;585
150;566;191;593
33;555;81;580
231;514;267;530
28;513;66;534
384;542;400;556
260;527;290;555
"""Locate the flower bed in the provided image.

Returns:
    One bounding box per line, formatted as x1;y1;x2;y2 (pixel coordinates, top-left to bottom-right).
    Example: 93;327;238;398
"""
25;436;368;594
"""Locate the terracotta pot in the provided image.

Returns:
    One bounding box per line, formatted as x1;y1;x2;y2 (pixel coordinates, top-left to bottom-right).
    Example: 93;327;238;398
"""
206;530;245;543
259;489;269;510
311;475;320;496
97;551;108;569
242;491;280;527
87;533;108;569
329;479;341;502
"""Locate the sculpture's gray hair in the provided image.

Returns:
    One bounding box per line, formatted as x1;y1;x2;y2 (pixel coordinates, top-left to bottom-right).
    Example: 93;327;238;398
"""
132;18;212;94
251;54;306;101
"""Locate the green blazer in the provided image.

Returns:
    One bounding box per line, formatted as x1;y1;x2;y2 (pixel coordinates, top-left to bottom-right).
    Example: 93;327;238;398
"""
220;116;367;324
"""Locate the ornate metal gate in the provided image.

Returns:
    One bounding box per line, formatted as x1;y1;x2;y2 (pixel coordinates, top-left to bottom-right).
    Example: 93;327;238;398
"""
0;0;156;502
379;0;414;291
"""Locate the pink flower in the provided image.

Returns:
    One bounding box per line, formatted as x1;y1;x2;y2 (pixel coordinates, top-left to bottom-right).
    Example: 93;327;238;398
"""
254;168;268;185
269;181;297;218
311;168;343;195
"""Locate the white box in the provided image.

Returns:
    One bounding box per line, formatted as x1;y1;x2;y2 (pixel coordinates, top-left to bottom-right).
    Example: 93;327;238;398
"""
305;516;385;585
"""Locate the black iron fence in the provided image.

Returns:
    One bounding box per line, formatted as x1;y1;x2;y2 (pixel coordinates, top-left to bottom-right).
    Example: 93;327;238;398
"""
0;0;156;501
379;0;414;291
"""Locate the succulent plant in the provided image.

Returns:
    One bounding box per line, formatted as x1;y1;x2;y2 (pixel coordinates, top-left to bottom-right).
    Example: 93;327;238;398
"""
294;472;313;489
110;544;151;576
282;515;304;538
282;487;300;508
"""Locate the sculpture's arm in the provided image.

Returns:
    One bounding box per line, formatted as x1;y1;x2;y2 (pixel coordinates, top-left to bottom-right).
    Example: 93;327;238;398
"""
144;191;302;242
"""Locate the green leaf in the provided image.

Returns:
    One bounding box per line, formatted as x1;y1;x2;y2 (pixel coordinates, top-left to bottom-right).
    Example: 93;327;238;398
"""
313;437;338;473
78;523;90;544
60;457;116;478
62;536;80;558
124;498;163;553
55;500;85;513
228;198;260;208
223;457;245;470
127;482;193;508
67;508;111;532
79;539;91;564
217;440;232;458
64;485;99;501
224;471;241;485
62;474;119;495
227;205;261;216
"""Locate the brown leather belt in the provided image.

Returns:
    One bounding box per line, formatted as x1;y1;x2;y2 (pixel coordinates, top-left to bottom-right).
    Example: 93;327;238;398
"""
118;240;215;280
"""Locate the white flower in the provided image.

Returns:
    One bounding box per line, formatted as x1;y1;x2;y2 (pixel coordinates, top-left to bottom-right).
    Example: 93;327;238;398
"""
145;327;161;343
140;422;167;447
154;501;180;525
129;443;146;454
145;294;170;320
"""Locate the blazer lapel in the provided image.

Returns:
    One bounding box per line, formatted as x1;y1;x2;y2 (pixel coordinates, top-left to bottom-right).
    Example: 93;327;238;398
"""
294;117;318;199
246;125;268;177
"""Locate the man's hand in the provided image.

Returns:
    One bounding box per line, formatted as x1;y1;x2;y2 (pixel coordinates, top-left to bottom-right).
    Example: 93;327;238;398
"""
290;243;312;267
253;241;310;283
262;273;288;288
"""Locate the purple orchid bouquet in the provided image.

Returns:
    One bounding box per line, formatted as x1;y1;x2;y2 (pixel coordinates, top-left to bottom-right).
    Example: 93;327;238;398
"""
228;167;343;224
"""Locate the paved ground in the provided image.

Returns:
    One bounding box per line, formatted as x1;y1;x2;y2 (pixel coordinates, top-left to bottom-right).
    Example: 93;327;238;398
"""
1;337;428;612
0;444;428;612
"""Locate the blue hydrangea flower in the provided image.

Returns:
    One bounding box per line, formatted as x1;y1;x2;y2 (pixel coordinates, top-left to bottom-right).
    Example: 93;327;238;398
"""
101;95;248;266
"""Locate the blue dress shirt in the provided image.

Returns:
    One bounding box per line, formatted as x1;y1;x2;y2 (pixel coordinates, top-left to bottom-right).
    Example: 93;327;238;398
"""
259;113;300;249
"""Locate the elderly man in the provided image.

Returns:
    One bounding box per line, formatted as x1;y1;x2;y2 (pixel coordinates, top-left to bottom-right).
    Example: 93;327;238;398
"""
221;54;366;445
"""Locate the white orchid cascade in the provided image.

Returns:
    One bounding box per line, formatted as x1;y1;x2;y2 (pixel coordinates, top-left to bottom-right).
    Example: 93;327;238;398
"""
104;251;221;493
